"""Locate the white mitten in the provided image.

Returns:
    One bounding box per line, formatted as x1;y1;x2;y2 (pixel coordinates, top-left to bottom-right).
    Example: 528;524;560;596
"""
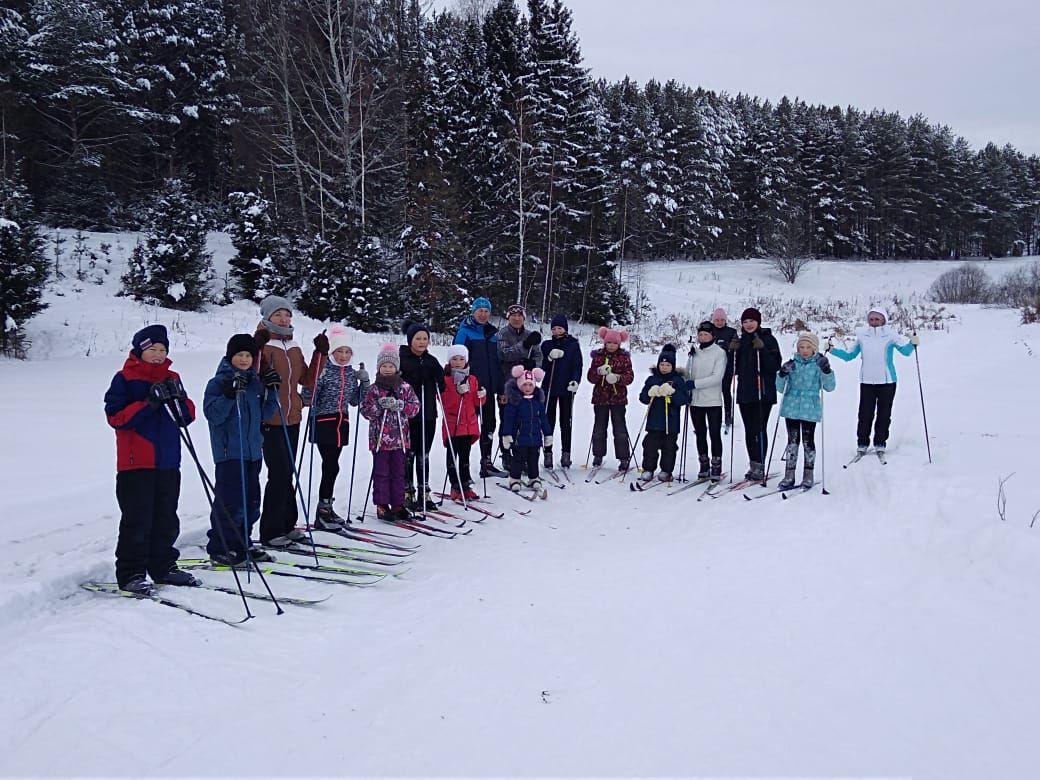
605;372;620;385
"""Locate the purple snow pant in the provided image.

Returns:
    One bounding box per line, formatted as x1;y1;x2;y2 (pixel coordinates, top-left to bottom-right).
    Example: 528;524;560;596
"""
372;449;406;507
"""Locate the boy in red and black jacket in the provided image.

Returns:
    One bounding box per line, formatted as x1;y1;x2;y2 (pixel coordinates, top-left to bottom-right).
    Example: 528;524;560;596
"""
104;324;198;595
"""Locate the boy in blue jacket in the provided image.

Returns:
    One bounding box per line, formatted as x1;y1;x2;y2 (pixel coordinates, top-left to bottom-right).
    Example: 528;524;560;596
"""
501;366;552;496
775;332;836;489
203;334;280;565
637;344;691;483
540;313;582;469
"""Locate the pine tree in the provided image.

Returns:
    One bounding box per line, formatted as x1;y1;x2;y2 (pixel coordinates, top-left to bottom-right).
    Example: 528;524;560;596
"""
295;233;343;322
0;174;48;356
342;235;394;333
119;179;213;310
226;190;283;302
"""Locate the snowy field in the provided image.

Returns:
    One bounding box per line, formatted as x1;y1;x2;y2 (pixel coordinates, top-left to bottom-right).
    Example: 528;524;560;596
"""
2;234;1040;778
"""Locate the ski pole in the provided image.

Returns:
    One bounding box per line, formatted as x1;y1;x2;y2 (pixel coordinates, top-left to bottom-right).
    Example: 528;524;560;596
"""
271;392;318;563
162;403;266;618
911;328;932;464
763;403;782;487
346;363;365;521
436;386;469;510
297;350;323;475
474;391;489;498
678;404;690;481
820;388;829;495
358;407;387;523
622;399;653;484
728;350;737;484
439;385;466;498
755;349;767;485
234;394;251;582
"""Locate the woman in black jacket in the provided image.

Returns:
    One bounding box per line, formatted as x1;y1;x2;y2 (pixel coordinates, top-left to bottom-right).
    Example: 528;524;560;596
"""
728;307;781;482
399;320;446;508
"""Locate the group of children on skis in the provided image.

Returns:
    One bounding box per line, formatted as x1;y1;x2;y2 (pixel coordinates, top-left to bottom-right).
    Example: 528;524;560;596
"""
104;295;920;595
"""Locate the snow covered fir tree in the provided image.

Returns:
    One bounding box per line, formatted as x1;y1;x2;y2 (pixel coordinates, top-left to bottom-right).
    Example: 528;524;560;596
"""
0;173;48;356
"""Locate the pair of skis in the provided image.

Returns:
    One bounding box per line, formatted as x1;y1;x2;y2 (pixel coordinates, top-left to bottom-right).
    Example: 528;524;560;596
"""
844;448;888;468
496;481;548;501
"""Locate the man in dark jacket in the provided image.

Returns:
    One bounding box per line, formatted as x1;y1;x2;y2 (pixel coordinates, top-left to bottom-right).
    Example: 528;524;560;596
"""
709;307;738;429
453;297;506;477
496;304;542;471
729;307;782;482
540;314;582;469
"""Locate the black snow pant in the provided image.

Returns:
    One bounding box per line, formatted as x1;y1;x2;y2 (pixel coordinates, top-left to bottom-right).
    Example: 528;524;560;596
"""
592;405;631;461
478;399;497;460
641;430;679;475
115;468;181;587
314;414;350;500
545;392;575;454
407;416;437;489
508;445;541;482
691;405;724;459
738;401;774;463
857;382;897;448
445;436;473;489
207;458;261;558
260;422;299;543
721;367;734;424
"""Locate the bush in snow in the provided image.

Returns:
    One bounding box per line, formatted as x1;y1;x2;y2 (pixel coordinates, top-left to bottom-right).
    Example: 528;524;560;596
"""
993;262;1040;309
226;191;285;302
768;254;813;284
927;263;993;304
119;179;214;310
0;176;49;358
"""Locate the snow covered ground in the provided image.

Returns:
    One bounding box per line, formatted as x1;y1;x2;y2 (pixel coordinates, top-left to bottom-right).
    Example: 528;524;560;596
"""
2;234;1040;778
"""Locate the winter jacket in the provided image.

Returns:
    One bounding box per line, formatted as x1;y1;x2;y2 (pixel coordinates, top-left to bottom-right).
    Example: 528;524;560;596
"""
104;353;195;471
399;346;445;419
255;328;317;427
732;327;782;405
501;384;552;448
540;334;583;397
638;369;691;434
711;324;738;353
203;358;279;463
830;311;914;384
497;324;543;386
453;316;504;395
586;347;635;406
308;358;365;447
360;381;421;453
684;342;727;408
775;354;836;423
440;368;485;445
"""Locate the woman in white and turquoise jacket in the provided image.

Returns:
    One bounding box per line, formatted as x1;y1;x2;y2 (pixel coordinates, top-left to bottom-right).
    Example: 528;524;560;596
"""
775;332;836;489
829;307;919;454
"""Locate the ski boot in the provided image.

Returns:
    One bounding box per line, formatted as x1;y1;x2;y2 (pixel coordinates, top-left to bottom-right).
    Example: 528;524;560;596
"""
592;456;603;467
709;456;723;482
479;457;507;478
638;470;654;484
697;455;710;480
120;575;154;596
543;447;553;469
659;472;674;483
315;498;345;530
560;451;572;468
777;444;798;489
801;447;816;487
449;486;465;502
248;546;277;563
746;461;765;482
153;567;200;587
509;478;522;492
618;458;630;472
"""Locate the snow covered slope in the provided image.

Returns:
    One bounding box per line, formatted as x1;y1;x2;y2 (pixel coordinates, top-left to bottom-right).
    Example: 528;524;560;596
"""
2;236;1040;778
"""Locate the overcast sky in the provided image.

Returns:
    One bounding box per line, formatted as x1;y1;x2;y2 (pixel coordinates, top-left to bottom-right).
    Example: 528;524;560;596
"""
437;0;1039;155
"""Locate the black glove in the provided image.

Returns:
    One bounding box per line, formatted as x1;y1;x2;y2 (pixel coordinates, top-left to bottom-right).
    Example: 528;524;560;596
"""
523;331;542;348
164;377;187;401
261;367;281;388
313;331;329;355
223;372;250;398
147;382;172;409
779;359;795;377
816;354;831;374
521;358;536;371
254;329;271;349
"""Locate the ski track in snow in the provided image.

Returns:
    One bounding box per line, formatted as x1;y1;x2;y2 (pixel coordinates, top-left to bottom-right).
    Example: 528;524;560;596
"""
1;235;1040;777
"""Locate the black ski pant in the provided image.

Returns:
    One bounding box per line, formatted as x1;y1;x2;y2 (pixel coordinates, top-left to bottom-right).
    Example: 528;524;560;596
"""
508;445;541;482
545;392;575;453
317;442;343;500
260;422;299;543
738;401;774;463
445;435;473;489
207;458;261;557
641;430;679;475
784;419;817;469
857;382;897;448
115;468;181;587
592;405;630;461
691;405;724;459
407;416;437;489
478;399;497;460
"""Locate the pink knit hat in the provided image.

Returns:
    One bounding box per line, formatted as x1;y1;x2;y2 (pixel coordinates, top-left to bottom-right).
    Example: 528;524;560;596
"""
712;307;727;321
511;365;545;388
597;326;629;346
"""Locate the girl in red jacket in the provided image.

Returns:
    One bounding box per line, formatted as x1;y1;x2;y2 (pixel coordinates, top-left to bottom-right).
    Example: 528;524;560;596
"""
440;345;487;500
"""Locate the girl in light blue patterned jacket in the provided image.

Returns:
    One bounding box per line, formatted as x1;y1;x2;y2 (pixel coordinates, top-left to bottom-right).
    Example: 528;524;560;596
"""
775;332;836;489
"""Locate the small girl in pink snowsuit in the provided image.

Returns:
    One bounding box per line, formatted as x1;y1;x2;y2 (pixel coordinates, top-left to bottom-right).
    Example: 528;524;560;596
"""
360;344;421;521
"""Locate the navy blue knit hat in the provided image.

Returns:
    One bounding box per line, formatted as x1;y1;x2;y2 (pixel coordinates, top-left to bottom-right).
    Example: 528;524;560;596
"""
132;324;169;358
551;313;569;332
401;319;430;346
657;343;677;368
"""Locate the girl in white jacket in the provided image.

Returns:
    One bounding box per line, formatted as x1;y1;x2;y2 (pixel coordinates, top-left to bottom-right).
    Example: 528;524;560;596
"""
685;321;728;480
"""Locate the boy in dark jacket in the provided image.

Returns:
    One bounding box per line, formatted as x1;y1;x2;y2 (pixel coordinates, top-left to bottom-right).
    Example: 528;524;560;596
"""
203;334;280;565
540;313;582;469
453;297;506;478
501;366;552;496
637;344;691;482
399;320;446;509
103;324;198;594
728;307;782;482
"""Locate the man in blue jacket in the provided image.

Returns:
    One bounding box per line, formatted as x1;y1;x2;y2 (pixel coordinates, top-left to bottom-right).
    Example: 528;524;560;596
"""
540;314;582;469
453;297;507;477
